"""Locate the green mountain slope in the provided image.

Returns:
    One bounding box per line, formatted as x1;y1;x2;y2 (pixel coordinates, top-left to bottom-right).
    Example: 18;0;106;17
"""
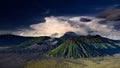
15;36;50;48
46;35;120;58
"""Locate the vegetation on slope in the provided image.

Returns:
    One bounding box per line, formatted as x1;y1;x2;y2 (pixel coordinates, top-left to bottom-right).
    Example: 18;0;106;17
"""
46;36;120;58
15;36;50;48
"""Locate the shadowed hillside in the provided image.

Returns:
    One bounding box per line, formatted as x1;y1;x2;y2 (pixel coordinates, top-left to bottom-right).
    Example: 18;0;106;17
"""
0;34;33;46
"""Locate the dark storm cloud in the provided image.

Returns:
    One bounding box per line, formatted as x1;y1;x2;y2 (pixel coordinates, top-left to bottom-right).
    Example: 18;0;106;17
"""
97;8;120;30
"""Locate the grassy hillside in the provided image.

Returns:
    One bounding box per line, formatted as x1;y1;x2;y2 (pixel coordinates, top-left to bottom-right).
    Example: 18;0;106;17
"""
15;36;50;48
46;36;120;58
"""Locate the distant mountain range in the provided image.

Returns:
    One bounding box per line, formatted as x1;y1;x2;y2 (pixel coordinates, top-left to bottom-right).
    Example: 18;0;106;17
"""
0;32;120;58
0;34;33;46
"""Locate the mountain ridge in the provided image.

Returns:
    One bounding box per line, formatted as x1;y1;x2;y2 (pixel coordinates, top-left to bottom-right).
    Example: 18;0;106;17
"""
46;36;120;58
0;33;120;59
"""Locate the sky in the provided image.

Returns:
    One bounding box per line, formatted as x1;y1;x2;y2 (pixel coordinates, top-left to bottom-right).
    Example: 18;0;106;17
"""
0;0;120;39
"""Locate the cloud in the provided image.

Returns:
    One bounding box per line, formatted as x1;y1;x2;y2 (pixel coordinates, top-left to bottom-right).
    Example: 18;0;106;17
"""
14;16;87;37
14;16;120;40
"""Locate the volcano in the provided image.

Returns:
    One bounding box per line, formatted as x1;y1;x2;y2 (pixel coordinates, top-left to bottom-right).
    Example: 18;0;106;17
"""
46;35;120;58
0;34;120;59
